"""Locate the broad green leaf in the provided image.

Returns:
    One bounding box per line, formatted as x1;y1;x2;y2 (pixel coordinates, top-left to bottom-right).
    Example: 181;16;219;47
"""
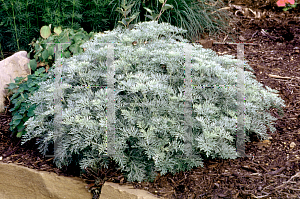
145;15;154;20
143;7;153;14
34;43;40;51
9;106;15;112
12;119;21;126
27;106;36;117
42;49;48;60
40;25;51;39
46;45;55;57
14;77;26;83
162;4;173;12
29;59;37;71
54;26;62;35
13;114;23;120
16;130;24;138
6;83;18;90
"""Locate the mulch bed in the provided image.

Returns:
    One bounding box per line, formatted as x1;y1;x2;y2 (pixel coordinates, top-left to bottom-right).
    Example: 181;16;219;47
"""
0;2;300;199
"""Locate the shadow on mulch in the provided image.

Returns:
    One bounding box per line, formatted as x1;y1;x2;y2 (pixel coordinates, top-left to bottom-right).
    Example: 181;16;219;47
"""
1;4;300;199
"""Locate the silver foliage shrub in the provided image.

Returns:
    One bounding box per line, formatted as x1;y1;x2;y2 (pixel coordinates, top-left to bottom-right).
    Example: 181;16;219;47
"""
21;21;286;182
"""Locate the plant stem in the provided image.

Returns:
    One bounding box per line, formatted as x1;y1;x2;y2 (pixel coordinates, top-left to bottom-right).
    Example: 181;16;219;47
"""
11;0;20;51
26;0;31;46
0;42;4;60
156;0;168;21
1;0;13;52
35;0;39;28
58;0;62;27
72;0;75;29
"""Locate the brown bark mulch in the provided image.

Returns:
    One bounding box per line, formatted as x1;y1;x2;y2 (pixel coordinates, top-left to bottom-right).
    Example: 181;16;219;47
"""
1;2;300;199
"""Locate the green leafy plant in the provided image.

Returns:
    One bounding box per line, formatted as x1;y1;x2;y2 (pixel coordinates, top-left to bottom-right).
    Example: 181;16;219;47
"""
40;0;84;31
144;0;173;21
115;0;141;29
5;68;55;137
21;21;285;183
27;24;95;72
0;0;23;52
109;0;237;43
80;0;115;34
5;25;95;138
0;0;96;54
115;0;173;29
0;0;237;55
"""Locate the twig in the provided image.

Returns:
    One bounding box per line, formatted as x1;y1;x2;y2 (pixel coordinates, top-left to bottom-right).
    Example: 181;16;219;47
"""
253;193;270;199
156;0;168;21
241;165;259;173
266;166;286;175
274;171;300;190
268;74;300;81
261;29;278;40
268;74;292;79
259;165;268;173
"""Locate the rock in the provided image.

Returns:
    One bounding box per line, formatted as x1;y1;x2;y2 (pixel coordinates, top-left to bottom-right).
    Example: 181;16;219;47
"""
0;162;93;199
100;181;162;199
0;51;31;113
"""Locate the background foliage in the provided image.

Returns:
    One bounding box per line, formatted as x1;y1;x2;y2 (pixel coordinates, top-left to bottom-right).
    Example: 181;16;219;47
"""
0;0;236;59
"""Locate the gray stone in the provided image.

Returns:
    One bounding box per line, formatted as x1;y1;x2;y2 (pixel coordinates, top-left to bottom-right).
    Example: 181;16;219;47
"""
0;51;31;113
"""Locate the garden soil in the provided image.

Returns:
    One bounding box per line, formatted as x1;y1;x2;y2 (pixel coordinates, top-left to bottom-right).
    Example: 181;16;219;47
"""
0;2;300;199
